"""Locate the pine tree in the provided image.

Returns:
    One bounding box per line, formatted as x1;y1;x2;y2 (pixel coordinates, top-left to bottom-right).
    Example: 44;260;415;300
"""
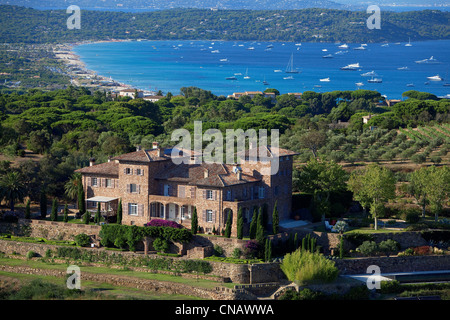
236;208;243;240
25;199;31;219
50;198;58;221
224;211;232;238
63;204;69;223
40;190;47;219
249;207;257;239
117;199;122;224
191;207;198;235
256;208;265;245
272;201;279;235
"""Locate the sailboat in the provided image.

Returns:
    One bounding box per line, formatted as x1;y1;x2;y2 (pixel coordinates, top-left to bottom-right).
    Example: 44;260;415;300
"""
405;38;412;47
285;53;300;74
244;68;250;79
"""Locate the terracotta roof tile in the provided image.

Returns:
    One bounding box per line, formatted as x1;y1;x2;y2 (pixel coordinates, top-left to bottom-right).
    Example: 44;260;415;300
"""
75;161;119;177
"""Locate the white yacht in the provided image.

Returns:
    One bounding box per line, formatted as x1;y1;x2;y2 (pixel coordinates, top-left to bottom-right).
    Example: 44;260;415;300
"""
368;77;382;83
320;78;330;82
340;63;360;71
338;44;349;49
415;56;440;64
427;75;443;81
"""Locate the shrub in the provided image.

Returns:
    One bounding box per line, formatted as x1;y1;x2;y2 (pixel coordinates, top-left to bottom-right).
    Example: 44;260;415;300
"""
74;233;91;247
380;280;402;294
357;241;378;256
144;219;182;229
378;239;400;255
243;240;260;259
413;246;432;255
346;233;374;247
280;249;339;284
213;244;224;257
45;249;53;258
232;248;242;259
153;238;170;253
402;208;421;224
26;251;36;259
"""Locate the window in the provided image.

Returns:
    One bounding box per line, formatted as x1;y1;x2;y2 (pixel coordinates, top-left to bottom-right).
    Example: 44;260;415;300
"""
106;179;112;188
125;168;132;175
164;184;170;196
258;187;265;199
128;203;138;216
91;177;98;187
136;168;143;176
226;190;232;201
181;205;190;219
130;184;137;193
206;190;213;200
206;209;213;222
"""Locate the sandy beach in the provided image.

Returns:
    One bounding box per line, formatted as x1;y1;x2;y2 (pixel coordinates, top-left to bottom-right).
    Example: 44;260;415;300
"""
53;40;136;92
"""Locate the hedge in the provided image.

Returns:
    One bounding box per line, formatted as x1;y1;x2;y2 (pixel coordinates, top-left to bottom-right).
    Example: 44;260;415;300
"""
99;224;192;251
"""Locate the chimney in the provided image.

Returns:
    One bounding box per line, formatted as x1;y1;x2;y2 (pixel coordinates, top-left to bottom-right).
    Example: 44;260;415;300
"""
157;147;164;158
89;158;96;167
237;171;242;180
108;156;112;163
152;141;159;149
204;169;209;178
136;145;141;152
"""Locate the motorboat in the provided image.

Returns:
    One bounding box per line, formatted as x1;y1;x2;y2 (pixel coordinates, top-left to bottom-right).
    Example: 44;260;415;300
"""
427;75;443;81
340;63;360;70
415;56;440;64
367;77;382;83
322;54;333;58
320;78;330;82
338;44;349;49
225;76;237;80
361;71;378;77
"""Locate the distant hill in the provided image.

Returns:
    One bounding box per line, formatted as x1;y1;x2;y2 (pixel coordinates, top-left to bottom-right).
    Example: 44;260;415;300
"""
0;5;448;44
0;0;353;10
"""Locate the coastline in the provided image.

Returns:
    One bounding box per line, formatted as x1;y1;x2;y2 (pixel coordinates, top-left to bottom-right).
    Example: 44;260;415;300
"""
53;39;138;93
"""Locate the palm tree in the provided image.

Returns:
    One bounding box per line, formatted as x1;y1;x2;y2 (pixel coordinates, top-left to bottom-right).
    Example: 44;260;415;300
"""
0;171;26;211
64;173;82;202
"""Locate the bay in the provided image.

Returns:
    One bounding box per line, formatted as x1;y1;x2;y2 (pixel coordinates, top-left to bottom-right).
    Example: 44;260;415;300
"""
73;40;450;99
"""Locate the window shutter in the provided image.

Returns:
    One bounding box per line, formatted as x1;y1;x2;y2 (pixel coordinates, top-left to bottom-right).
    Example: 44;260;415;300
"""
102;179;106;187
127;184;131;193
87;177;91;186
203;190;207;199
124;203;128;216
141;169;144;176
214;191;217;201
138;185;141;194
124;168;127;175
139;204;144;216
179;186;185;198
213;210;216;223
203;210;207;222
190;187;195;198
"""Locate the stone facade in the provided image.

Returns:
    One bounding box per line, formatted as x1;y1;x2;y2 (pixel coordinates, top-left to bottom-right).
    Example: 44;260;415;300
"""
76;144;298;237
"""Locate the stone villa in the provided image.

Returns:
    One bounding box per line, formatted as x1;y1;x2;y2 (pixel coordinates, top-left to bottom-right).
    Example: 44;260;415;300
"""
75;142;297;237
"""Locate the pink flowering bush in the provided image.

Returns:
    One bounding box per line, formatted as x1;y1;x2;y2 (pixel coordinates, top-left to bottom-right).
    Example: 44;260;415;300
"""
144;219;182;229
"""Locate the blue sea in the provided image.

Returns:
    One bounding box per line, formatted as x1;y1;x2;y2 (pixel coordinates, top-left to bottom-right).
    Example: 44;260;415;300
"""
73;40;450;99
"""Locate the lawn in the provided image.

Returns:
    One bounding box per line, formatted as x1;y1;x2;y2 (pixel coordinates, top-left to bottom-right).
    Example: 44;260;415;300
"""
0;256;235;292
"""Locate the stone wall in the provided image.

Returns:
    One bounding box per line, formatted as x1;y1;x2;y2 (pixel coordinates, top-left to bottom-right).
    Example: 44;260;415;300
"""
334;254;450;275
0;264;235;300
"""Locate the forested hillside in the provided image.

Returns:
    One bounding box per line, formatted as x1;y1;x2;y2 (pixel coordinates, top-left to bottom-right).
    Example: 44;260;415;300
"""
0;5;449;44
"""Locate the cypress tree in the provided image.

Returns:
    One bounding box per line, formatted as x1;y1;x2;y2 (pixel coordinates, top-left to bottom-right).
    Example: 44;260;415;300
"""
265;238;273;262
50;198;58;221
40;190;47;219
272;201;279;235
63;204;69;223
83;211;91;225
77;183;85;216
294;233;299;250
302;237;306;251
224;211;232;238
95;202;101;224
236;208;243;240
256;208;265;245
191;207;198;235
249;207;257;239
117;199;122;224
25;199;31;219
